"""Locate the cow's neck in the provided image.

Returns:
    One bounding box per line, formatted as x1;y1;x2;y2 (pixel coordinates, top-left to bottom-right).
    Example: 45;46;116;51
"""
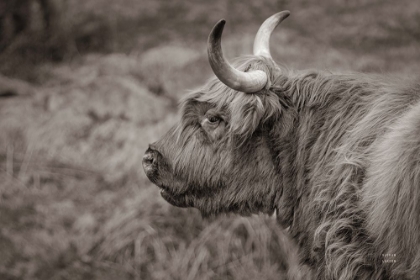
267;70;403;265
267;71;370;251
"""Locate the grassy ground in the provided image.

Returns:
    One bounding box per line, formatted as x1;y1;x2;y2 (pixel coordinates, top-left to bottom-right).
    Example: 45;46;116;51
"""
0;1;419;279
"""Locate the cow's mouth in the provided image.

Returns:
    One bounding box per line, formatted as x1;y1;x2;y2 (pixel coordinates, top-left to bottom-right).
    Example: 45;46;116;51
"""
159;187;191;208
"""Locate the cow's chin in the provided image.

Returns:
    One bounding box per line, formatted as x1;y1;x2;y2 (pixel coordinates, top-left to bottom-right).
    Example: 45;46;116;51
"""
160;188;191;208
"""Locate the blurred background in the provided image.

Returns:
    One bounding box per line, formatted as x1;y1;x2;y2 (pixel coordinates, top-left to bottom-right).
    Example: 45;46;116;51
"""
0;0;419;279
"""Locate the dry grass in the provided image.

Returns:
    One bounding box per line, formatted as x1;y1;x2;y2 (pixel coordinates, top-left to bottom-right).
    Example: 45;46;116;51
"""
0;0;419;279
93;195;298;280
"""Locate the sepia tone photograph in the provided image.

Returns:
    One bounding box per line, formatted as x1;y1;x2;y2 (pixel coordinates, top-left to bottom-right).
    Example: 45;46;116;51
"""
0;0;419;279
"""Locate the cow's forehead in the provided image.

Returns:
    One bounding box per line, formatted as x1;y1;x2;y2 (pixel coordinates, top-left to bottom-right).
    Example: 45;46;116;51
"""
180;79;234;112
177;56;283;131
181;96;212;117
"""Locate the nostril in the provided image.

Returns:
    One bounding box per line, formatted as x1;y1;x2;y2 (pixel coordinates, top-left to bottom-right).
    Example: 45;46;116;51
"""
143;153;155;165
143;147;159;169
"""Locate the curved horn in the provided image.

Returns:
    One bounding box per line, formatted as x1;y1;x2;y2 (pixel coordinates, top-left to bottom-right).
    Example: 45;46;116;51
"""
207;20;268;93
253;11;290;58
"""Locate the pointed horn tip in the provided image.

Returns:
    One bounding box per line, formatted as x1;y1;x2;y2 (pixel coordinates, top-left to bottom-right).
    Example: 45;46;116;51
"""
215;19;226;28
209;19;226;39
277;10;291;20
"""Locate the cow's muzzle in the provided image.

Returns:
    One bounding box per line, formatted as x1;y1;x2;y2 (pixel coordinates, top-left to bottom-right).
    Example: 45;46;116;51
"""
142;147;191;208
142;147;159;181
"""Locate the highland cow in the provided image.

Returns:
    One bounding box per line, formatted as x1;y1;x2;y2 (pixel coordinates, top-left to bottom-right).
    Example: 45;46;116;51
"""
143;11;420;279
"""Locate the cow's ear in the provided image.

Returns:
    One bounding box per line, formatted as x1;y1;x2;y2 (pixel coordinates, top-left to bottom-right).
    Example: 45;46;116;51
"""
230;91;281;139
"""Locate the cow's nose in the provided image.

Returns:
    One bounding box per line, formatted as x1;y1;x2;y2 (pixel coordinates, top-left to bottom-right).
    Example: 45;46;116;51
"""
143;147;158;172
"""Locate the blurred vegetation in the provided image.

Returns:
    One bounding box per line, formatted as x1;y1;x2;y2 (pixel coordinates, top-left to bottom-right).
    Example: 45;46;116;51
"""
0;0;419;279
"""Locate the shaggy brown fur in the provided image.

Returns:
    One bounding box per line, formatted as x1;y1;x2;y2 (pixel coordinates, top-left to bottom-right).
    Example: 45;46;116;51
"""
144;55;420;279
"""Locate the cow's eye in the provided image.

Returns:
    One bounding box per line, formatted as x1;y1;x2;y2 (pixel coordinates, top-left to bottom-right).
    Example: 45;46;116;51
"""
201;114;225;140
207;116;221;124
